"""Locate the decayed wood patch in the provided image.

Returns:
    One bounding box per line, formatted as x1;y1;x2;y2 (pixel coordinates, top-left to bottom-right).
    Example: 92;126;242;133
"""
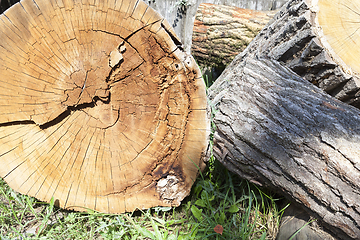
0;0;209;214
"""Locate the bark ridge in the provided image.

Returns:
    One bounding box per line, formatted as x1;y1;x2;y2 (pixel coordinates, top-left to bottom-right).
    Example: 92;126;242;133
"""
209;56;360;239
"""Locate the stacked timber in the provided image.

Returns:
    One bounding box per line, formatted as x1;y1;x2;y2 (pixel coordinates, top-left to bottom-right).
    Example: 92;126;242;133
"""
208;0;360;239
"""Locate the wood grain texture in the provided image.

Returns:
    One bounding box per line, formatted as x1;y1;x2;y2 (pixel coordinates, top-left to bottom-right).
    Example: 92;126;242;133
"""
233;0;360;109
208;56;360;239
0;0;209;213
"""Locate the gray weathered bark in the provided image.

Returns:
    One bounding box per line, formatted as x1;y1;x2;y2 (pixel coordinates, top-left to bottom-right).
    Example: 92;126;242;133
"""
230;0;360;109
276;203;335;240
208;56;360;239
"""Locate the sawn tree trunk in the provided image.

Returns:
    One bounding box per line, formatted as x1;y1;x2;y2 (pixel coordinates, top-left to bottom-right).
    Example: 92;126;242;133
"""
191;3;275;68
0;0;209;214
240;0;360;109
208;55;360;239
208;0;360;238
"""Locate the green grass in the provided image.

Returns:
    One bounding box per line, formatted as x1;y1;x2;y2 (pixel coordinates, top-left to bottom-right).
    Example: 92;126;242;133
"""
0;65;287;240
0;159;286;240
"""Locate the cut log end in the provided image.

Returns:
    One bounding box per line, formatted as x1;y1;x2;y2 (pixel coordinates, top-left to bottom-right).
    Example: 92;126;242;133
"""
238;0;360;108
316;0;360;75
0;0;209;214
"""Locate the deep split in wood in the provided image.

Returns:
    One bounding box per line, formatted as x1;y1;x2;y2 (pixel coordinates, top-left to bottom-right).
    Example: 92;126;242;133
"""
0;0;209;214
1;0;360;239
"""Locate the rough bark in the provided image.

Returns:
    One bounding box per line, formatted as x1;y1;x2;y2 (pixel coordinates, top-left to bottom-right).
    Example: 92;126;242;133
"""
191;3;276;68
240;0;360;109
0;0;209;214
208;56;360;239
276;203;336;240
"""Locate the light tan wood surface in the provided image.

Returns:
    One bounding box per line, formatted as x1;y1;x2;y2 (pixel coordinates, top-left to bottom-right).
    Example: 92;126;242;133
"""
0;0;209;213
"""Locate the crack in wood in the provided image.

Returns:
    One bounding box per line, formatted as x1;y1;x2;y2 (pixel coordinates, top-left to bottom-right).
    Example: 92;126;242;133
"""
0;0;208;215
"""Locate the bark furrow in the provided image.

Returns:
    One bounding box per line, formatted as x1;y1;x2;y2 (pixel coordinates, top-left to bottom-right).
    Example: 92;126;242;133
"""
208;56;360;239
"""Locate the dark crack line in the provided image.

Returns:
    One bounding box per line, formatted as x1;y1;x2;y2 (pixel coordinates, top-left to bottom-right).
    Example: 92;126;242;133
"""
51;125;83;208
318;137;360;192
37;122;78;198
5;107;78;187
93;18;162;42
108;61;144;86
0;120;35;127
41;95;113;130
63;123;88;208
160;22;183;50
39;108;72;130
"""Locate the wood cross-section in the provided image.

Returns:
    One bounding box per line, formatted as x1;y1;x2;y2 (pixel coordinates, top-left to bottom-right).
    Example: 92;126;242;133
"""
0;0;209;213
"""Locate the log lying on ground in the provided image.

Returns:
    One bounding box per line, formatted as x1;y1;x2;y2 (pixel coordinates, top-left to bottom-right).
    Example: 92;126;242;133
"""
0;0;209;214
240;0;360;108
191;3;276;68
208;56;360;239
